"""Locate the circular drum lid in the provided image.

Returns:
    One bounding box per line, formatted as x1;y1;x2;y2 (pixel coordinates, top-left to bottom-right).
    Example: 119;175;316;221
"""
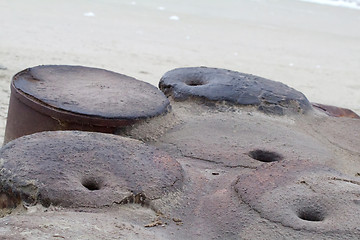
12;65;170;124
0;131;184;208
159;67;312;115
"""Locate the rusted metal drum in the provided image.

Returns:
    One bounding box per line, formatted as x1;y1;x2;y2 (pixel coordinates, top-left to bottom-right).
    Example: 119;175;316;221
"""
4;65;170;144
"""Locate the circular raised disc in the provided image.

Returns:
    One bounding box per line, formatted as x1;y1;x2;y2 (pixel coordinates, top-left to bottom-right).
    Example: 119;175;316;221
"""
0;131;183;208
159;67;312;115
235;160;360;232
13;65;170;120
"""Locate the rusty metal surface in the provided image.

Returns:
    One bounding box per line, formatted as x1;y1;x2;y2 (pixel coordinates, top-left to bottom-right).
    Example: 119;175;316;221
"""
312;102;360;119
1;66;360;239
159;67;312;115
4;93;135;144
0;131;183;208
4;65;170;144
14;65;169;119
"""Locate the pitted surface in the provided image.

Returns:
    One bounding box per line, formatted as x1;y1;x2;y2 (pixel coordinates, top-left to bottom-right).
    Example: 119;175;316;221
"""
1;66;360;239
156;102;333;169
235;160;360;232
13;65;170;119
0;131;183;208
159;67;312;115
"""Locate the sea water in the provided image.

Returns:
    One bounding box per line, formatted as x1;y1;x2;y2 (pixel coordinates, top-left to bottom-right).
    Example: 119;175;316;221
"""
299;0;360;10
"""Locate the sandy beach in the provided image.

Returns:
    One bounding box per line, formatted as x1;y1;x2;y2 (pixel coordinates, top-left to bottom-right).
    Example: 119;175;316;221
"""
0;0;359;141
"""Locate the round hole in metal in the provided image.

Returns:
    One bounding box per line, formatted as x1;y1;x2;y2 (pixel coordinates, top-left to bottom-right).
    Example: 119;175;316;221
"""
248;149;283;162
81;178;102;191
185;78;206;86
297;208;325;222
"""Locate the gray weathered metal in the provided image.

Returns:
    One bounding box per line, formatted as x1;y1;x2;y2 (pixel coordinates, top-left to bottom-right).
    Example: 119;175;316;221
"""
159;67;312;115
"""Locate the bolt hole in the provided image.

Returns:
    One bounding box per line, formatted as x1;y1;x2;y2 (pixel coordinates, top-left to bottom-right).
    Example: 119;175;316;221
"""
297;208;325;222
185;78;206;86
248;149;283;162
81;178;102;191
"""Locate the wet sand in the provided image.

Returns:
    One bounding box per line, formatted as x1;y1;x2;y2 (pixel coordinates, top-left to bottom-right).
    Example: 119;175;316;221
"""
0;0;359;141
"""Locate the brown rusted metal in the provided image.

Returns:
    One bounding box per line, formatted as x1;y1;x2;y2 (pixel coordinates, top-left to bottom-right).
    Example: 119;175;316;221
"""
4;65;170;144
312;102;360;119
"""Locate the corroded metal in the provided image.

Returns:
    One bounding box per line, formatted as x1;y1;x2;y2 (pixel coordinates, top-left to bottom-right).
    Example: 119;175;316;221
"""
159;67;312;115
4;65;170;144
312;102;360;119
1;67;360;239
0;131;183;208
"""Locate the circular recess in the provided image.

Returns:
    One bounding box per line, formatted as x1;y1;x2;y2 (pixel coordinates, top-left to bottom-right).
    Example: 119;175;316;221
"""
81;178;102;191
185;78;207;86
248;150;283;162
297;208;325;222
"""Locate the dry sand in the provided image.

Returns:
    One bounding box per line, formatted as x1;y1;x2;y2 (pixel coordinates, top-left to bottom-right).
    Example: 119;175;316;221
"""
0;0;359;141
